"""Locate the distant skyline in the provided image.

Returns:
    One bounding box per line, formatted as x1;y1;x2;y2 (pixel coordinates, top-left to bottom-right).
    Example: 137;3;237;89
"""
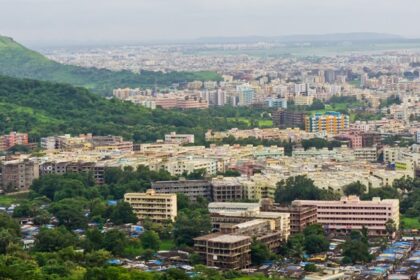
0;0;419;47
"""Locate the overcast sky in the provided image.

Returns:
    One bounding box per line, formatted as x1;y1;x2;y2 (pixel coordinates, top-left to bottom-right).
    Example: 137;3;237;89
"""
1;0;419;47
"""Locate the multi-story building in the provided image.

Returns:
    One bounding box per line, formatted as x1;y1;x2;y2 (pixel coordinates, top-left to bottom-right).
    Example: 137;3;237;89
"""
237;85;255;106
164;132;195;144
295;95;314;106
305;112;349;135
124;189;177;223
151;179;212;202
353;147;378;162
0;132;29;151
211;177;243;202
272;109;306;129
264;97;287;109
260;199;317;234
292;196;400;236
0;158;39;192
194;233;251;270
209;202;290;241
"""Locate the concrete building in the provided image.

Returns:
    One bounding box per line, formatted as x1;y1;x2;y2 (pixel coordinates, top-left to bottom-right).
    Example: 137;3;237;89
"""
151;179;211;201
210;177;243;202
293;196;400;236
0;158;39;192
209;202;260;214
272;109;306;129
353;147;378;162
261;199;318;234
305;112;349;135
295;95;314;106
0;132;29;151
164;132;195;144
194;233;251;269
124;189;177;223
264;97;287;109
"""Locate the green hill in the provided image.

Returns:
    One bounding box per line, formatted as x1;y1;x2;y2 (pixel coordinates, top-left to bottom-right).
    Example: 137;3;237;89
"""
0;75;253;142
0;35;221;96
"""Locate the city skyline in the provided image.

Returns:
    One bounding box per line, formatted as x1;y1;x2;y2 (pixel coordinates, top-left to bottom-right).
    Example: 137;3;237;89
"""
1;0;420;46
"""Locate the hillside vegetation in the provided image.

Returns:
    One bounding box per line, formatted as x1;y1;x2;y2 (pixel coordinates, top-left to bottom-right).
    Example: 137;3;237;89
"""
0;35;221;96
0;75;263;142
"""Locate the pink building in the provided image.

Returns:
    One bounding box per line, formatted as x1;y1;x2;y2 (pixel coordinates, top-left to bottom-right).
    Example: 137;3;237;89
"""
292;196;399;237
0;132;29;151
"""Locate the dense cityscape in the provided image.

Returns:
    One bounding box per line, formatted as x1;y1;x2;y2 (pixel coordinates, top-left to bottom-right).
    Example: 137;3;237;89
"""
0;1;420;280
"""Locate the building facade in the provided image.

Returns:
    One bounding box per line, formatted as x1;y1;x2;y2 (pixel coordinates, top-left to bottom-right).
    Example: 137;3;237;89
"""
292;196;399;236
305;112;349;135
124;189;177;223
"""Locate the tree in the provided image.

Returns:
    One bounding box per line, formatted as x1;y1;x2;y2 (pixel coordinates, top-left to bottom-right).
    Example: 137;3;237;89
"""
343;181;367;196
33;227;78;252
304;263;318;272
140;230;161;251
102;229;128;256
0;213;20;236
303;224;324;236
0;229;20;254
304;234;330;254
52;204;88;229
385;219;397;238
286;233;305;260
275;175;322;203
83;228;104;252
173;209;211;246
109;202;138;225
341;230;372;264
251;239;271;265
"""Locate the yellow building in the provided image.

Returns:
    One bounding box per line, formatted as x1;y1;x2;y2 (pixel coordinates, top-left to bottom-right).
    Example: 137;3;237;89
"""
305;112;349;135
124;189;177;223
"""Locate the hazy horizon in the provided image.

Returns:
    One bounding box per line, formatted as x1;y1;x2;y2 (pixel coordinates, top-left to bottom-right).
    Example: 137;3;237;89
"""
1;0;419;47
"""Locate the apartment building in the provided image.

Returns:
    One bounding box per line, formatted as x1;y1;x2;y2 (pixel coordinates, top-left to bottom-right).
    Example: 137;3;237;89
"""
353;147;378;162
194;233;251;270
210;177;243;202
272;109;306;129
209;202;290;242
220;219;283;252
0;132;29;151
157;157;218;176
305;112;349;135
39;161;106;184
151;179;211;201
124;189;177;223
261;199;317;234
208;202;260;214
41;134;133;152
292;196;400;236
164;132;195;144
295;95;314;106
0;159;39;192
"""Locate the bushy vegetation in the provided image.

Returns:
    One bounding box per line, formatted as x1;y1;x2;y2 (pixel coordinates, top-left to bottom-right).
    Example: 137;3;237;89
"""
274;175;340;204
0;75;264;142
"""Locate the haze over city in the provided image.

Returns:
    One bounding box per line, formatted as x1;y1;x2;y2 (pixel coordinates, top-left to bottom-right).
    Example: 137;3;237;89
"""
1;0;420;46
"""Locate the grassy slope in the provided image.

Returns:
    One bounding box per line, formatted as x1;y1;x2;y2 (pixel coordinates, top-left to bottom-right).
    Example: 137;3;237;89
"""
401;216;420;230
0;36;221;96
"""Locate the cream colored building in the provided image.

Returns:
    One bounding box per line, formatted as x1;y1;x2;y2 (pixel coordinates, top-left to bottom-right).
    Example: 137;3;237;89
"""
124;189;177;223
